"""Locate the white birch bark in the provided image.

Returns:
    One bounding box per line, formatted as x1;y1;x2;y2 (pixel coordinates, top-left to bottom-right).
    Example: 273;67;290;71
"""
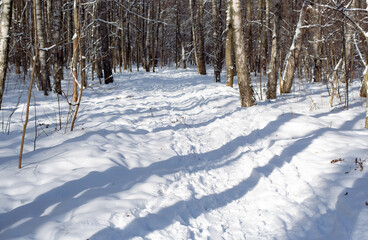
225;0;234;87
266;0;280;99
230;0;255;107
0;0;12;109
35;0;50;94
211;0;221;82
189;0;199;69
281;1;309;94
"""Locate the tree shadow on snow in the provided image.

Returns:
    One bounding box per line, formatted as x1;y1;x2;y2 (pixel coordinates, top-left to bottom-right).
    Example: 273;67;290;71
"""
288;171;368;240
0;109;364;239
88;113;364;240
0;113;295;239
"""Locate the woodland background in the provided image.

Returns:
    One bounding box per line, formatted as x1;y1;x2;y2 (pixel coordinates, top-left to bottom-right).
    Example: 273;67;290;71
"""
1;0;368;161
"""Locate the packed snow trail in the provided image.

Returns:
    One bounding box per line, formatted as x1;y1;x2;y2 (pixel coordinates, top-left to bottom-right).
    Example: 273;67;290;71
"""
0;68;368;239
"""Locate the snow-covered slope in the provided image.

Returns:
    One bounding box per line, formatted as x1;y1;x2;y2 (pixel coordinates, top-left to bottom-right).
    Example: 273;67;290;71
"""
0;68;367;239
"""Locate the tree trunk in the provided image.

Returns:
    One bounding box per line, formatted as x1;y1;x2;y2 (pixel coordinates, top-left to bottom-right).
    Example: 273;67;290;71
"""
52;0;63;95
246;0;255;73
264;0;270;72
231;0;255;107
197;0;206;75
126;14;132;72
80;3;87;88
189;0;200;70
343;0;357;84
0;0;13;109
160;20;165;69
99;0;113;84
364;68;368;128
72;0;80;103
175;0;180;68
35;0;51;95
266;0;280;99
312;1;322;83
121;12;127;71
225;0;234;87
281;1;308;94
145;1;151;72
211;0;221;82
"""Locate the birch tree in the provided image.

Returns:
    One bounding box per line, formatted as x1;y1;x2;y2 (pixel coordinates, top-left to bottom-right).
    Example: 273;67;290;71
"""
281;1;309;94
0;0;13;109
72;0;80;103
230;0;255;107
189;0;199;69
35;0;51;95
190;0;206;75
225;0;234;87
211;0;222;82
312;0;322;83
266;0;280;99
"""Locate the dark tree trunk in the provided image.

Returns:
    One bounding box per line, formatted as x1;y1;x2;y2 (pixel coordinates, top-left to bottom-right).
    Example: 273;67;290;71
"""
99;0;113;84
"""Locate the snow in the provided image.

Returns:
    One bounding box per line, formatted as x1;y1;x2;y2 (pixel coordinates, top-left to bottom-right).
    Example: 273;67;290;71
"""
1;68;368;240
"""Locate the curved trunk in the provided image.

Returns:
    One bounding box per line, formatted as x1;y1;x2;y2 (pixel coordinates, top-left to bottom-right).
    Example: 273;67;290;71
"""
281;1;308;94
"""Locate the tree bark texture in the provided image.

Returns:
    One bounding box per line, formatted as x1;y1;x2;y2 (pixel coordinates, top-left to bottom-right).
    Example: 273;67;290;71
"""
0;0;13;109
197;0;206;75
72;0;80;103
231;0;255;107
266;0;280;99
225;0;234;87
99;0;113;84
52;0;63;94
189;0;200;69
211;0;221;82
281;1;309;94
35;0;51;94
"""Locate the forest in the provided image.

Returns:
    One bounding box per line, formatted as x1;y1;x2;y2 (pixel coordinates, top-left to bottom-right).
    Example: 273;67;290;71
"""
1;0;368;239
1;1;368;114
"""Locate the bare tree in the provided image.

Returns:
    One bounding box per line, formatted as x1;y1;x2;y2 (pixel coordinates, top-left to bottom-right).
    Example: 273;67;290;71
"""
281;1;309;94
99;0;114;84
72;0;80;103
230;0;255;107
190;0;206;75
189;0;199;69
266;0;280;99
225;0;234;87
0;0;13;109
312;0;322;83
197;0;206;75
52;0;63;94
211;0;222;82
35;0;51;95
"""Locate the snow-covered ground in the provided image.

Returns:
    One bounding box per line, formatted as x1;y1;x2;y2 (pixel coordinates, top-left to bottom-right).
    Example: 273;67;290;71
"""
0;68;368;240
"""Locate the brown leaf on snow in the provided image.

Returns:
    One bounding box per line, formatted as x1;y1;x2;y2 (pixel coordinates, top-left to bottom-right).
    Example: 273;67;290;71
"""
331;158;344;164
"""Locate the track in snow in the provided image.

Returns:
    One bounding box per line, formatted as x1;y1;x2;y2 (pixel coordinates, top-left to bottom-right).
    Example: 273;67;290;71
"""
0;68;368;240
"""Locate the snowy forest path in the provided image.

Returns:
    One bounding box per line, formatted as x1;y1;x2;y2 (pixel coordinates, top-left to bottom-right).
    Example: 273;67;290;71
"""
1;69;368;240
88;70;368;240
